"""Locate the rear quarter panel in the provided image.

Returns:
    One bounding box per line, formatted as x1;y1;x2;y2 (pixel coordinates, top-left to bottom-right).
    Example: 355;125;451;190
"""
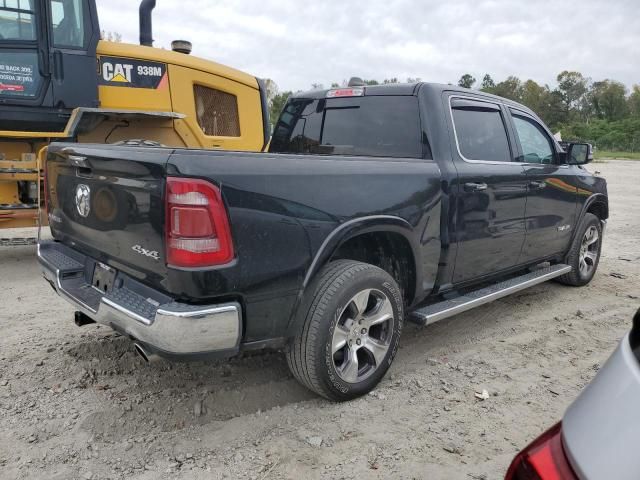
166;150;442;341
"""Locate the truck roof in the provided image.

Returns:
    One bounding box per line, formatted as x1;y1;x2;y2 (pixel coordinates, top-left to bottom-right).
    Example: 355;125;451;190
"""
292;82;537;117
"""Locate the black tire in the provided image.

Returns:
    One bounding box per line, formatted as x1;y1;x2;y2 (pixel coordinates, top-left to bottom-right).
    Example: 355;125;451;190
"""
286;260;404;401
556;213;602;286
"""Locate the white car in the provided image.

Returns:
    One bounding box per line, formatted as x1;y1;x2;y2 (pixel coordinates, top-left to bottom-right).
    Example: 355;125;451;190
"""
506;307;640;480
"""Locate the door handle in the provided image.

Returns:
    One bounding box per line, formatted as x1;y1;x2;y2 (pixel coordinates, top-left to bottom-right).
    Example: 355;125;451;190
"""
464;182;488;192
528;180;546;190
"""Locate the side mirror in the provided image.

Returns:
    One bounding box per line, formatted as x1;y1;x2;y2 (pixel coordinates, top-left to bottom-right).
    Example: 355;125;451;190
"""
566;143;593;165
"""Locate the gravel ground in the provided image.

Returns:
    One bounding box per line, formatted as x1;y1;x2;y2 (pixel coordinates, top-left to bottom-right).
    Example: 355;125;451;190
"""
1;160;638;480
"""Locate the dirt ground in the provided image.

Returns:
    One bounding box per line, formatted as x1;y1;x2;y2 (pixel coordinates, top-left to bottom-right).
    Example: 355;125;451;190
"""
1;160;638;480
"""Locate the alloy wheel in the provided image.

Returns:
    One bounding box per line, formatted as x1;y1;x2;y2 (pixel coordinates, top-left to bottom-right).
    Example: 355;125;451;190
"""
331;288;395;383
579;225;599;277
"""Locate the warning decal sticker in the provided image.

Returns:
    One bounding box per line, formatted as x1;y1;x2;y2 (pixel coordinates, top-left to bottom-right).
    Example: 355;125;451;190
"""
98;56;168;89
0;52;40;97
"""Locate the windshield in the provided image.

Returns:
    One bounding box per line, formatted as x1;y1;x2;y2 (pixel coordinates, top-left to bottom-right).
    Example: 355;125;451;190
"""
0;0;36;41
269;95;424;158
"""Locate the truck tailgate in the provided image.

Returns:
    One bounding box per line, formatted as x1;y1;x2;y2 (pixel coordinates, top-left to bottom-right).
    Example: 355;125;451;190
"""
45;144;172;283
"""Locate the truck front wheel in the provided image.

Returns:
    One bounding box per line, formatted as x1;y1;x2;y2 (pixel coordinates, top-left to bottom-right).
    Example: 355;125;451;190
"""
287;260;404;401
557;212;603;286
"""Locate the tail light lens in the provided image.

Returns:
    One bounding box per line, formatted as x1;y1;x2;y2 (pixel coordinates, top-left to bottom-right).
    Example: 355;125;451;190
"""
166;177;234;267
505;422;578;480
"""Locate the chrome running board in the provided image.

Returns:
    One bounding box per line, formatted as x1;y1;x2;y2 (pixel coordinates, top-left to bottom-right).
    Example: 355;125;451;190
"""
410;264;571;326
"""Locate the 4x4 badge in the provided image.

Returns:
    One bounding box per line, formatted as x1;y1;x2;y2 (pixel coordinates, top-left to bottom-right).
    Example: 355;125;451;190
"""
132;244;160;260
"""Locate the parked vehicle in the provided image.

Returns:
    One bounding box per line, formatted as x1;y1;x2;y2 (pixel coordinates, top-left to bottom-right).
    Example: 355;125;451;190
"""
0;0;268;230
506;308;640;480
38;82;608;400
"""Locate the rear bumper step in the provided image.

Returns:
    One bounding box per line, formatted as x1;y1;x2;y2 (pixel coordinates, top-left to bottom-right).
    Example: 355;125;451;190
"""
38;240;242;357
410;264;572;325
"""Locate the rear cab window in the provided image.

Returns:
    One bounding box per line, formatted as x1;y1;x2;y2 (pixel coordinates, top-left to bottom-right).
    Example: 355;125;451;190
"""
269;95;424;159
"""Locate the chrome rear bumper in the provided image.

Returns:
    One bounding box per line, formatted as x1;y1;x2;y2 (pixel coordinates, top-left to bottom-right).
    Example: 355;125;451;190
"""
38;240;241;356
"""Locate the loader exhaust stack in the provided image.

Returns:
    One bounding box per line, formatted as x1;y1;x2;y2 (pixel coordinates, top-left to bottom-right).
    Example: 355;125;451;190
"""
139;0;157;46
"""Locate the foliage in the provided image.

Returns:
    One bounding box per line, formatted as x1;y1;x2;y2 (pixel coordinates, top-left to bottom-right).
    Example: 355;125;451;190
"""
472;71;640;151
265;73;640;152
101;30;122;42
458;74;476;89
268;91;292;131
594;150;640;160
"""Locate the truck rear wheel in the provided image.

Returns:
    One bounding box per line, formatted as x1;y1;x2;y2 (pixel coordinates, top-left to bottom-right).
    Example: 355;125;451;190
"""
557;213;602;286
287;260;403;401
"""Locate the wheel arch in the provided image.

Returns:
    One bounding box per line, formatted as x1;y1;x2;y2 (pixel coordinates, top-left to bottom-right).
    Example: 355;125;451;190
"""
584;194;609;221
570;193;608;247
286;216;422;335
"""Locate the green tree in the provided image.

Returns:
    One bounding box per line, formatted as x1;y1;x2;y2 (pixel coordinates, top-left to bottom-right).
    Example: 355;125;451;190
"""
556;71;589;118
589;80;628;121
458;74;476;89
492;76;523;101
480;74;495;92
268;91;292;131
263;78;279;104
628;85;640;117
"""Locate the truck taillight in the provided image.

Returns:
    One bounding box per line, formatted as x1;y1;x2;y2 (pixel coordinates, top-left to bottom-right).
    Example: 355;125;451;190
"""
505;423;577;480
165;177;234;267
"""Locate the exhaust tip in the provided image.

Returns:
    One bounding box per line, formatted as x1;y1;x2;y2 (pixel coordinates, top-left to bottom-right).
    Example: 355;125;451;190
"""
134;343;160;363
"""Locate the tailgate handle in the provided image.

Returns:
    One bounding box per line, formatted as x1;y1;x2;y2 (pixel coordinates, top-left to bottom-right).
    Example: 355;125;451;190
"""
61;147;89;168
464;182;488;192
68;155;89;168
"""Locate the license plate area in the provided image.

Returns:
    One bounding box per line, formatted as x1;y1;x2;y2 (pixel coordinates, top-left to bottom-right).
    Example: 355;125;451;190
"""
92;262;116;294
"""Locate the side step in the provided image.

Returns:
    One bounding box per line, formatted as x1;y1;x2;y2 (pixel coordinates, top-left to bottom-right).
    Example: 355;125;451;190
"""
409;264;571;326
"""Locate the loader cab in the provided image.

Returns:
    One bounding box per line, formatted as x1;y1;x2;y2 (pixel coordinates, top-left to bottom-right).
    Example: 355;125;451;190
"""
0;0;99;131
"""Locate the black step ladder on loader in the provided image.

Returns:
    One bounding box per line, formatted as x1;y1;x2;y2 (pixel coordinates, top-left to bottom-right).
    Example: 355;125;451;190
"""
409;264;572;325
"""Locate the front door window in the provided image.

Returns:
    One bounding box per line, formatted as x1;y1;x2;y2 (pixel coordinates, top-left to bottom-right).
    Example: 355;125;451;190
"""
512;115;554;164
50;0;85;48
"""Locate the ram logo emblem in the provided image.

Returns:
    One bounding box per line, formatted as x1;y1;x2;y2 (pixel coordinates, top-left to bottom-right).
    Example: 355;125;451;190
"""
75;184;91;218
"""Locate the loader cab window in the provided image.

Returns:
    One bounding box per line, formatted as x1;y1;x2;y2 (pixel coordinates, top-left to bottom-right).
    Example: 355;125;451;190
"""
0;0;36;41
50;0;85;48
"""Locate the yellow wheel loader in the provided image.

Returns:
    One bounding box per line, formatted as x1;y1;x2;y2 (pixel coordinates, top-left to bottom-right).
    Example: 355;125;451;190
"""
0;0;269;230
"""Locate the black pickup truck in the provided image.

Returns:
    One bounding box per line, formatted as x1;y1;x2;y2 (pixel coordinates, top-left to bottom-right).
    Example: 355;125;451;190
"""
38;82;608;401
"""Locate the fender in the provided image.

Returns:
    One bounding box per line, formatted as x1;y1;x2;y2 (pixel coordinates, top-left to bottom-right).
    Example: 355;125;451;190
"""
569;193;609;247
285;215;424;335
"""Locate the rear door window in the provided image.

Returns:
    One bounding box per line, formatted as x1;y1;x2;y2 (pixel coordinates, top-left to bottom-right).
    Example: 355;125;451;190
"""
451;101;512;162
270;95;423;158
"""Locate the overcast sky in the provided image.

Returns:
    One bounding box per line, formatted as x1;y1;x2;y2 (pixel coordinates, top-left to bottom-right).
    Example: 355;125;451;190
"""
97;0;639;93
